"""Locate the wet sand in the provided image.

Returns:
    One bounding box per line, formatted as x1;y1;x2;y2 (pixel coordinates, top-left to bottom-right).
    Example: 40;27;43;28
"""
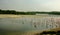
0;14;22;18
0;14;49;18
0;30;43;35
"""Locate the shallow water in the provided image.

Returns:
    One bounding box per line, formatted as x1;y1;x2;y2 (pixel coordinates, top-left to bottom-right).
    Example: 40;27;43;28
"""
0;15;60;35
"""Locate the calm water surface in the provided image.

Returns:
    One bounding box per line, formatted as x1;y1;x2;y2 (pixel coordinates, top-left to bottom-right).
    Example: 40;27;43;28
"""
0;15;60;35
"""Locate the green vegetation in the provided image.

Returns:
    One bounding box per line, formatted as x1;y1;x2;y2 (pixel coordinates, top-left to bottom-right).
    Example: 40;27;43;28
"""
48;11;60;15
0;9;36;15
0;9;60;15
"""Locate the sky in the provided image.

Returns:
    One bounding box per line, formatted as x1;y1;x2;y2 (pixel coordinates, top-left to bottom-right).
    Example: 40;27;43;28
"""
0;0;60;11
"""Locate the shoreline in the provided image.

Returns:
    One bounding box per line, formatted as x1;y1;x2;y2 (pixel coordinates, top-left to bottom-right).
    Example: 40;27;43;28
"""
0;14;21;18
0;14;49;18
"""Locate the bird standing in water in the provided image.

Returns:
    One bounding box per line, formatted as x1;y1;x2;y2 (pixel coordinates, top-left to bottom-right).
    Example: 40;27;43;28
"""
34;22;37;28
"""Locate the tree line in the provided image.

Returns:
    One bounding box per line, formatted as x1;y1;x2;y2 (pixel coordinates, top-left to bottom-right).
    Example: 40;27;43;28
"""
0;9;36;15
0;9;60;15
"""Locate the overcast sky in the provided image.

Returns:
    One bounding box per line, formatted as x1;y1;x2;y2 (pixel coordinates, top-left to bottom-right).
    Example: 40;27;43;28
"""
0;0;60;11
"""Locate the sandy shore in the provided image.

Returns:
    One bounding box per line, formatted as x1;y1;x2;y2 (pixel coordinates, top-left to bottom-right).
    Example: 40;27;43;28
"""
0;14;48;18
0;14;22;18
21;30;43;35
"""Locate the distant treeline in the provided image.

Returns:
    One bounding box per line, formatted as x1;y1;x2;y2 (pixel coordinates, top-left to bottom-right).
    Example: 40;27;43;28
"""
0;9;60;15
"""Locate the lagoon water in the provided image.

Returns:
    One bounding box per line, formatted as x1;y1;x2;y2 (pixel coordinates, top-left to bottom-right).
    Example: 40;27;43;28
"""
0;15;60;35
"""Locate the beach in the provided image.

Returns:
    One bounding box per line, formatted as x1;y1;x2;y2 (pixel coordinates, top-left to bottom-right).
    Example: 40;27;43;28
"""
0;14;50;18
